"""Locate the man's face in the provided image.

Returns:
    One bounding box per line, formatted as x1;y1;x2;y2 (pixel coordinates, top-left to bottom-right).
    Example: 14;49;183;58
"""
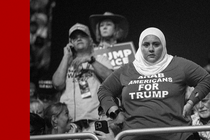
70;30;90;51
196;94;210;118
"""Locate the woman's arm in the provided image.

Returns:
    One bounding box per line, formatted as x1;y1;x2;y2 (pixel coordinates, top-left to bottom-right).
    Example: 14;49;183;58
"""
52;44;73;90
184;58;210;105
91;55;113;82
98;66;124;114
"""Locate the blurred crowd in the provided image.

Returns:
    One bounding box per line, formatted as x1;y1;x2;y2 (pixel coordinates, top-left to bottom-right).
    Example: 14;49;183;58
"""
30;0;57;107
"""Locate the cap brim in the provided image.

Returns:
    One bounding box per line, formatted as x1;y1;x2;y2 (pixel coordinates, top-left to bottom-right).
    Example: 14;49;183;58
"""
69;29;89;38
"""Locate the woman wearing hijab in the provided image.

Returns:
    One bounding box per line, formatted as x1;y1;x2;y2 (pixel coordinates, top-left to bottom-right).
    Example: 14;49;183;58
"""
89;12;129;49
97;27;210;140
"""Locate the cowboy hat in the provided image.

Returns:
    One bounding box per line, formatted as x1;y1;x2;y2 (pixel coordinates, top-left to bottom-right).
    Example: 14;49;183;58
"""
89;12;129;41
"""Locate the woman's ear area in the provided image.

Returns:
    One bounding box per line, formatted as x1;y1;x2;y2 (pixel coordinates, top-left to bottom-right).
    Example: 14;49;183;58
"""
69;38;72;43
51;115;58;127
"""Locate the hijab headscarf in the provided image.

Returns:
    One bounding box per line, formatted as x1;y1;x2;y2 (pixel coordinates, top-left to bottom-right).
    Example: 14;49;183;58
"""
133;27;173;76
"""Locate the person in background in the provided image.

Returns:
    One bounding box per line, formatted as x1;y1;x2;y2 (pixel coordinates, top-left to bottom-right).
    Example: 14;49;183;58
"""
30;98;45;118
30;113;45;135
192;93;210;140
44;102;78;134
89;11;128;117
30;12;48;45
30;82;37;100
97;27;210;140
89;12;129;49
37;79;60;110
52;23;113;132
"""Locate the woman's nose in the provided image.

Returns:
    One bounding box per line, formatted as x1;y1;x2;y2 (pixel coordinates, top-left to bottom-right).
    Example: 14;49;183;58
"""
69;116;73;122
148;45;154;51
102;25;107;29
198;102;204;109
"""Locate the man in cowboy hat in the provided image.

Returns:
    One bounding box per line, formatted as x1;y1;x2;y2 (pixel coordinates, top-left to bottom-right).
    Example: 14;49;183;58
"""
89;12;129;48
52;23;113;132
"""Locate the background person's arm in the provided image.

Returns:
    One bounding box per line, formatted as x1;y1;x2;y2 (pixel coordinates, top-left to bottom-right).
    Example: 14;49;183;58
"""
91;55;113;82
52;43;73;90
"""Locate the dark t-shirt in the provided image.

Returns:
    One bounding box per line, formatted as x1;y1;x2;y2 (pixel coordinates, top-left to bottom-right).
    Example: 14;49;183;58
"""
98;56;210;140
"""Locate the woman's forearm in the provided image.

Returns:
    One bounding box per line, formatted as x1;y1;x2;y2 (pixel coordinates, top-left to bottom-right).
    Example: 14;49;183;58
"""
52;55;72;90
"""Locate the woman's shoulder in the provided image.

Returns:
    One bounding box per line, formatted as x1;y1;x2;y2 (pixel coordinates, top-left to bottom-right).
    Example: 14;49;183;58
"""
116;62;134;71
165;56;196;72
113;62;136;77
171;56;195;66
173;56;189;62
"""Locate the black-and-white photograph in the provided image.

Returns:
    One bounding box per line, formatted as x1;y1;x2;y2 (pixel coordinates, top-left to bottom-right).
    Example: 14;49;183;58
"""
30;0;210;139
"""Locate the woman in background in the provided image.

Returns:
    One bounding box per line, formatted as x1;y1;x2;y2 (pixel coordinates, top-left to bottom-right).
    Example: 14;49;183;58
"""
89;12;129;49
44;102;78;134
30;98;44;118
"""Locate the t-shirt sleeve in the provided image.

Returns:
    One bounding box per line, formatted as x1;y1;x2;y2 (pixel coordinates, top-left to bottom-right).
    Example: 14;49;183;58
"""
183;58;210;104
97;66;124;113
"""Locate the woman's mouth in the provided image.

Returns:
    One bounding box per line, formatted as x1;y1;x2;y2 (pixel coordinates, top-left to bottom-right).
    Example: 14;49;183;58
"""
148;54;155;57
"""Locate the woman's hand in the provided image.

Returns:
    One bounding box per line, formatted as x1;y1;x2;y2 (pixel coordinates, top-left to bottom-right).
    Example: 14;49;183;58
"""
94;128;115;140
183;100;194;119
112;111;125;125
71;55;92;70
64;43;74;58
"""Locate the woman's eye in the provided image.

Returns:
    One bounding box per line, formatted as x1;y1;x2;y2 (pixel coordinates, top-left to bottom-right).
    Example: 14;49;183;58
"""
142;43;149;47
153;43;160;47
65;111;69;115
153;42;161;47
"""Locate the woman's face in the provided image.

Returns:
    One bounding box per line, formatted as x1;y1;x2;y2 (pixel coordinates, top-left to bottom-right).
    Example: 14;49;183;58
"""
141;35;163;63
196;94;210;119
71;31;91;51
99;19;115;38
57;107;72;133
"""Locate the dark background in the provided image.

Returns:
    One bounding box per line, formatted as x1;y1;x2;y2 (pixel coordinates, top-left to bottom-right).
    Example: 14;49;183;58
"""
49;0;210;74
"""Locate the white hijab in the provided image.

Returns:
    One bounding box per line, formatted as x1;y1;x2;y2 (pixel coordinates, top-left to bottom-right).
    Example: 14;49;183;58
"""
133;27;173;76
